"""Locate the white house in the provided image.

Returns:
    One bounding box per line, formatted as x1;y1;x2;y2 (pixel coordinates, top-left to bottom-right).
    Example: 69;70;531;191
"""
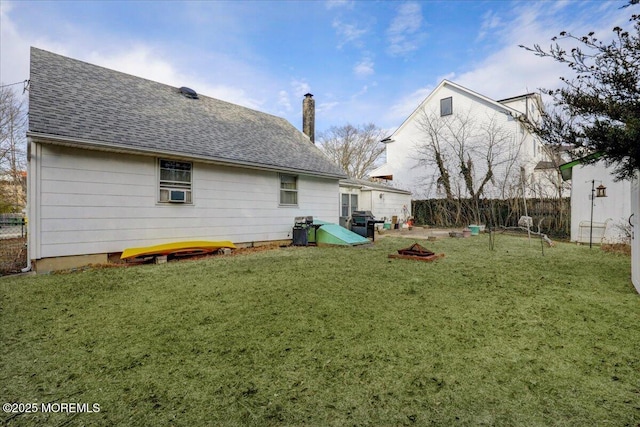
560;158;632;245
339;178;412;225
26;48;346;272
371;80;559;199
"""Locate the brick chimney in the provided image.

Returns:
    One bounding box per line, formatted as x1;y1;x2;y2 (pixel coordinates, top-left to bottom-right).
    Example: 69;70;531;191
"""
302;93;315;144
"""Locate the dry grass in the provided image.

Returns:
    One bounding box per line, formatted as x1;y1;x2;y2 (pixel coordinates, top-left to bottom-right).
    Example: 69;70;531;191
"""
601;243;632;255
0;237;26;276
1;235;638;426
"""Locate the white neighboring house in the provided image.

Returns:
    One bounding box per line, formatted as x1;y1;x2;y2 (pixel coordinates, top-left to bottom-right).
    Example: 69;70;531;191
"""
26;48;346;272
560;157;632;245
371;80;560;199
339;178;412;224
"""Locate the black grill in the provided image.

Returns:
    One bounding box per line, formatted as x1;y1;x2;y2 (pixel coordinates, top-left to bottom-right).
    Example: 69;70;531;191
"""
350;211;383;241
292;216;314;246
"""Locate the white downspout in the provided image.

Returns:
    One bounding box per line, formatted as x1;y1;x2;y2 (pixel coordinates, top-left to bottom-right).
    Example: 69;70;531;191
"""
21;253;31;273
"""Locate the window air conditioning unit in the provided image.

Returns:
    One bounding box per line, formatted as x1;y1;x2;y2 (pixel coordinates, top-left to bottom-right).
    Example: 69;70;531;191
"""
169;189;187;203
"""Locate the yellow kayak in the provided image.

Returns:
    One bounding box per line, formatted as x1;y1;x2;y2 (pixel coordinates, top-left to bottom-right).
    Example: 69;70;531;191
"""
121;240;236;260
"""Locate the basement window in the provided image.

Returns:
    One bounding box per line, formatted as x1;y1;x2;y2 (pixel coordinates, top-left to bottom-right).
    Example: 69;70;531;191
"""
280;174;298;206
159;159;192;204
440;97;452;116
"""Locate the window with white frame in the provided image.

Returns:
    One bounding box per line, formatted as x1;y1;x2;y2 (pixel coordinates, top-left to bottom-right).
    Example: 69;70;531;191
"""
159;159;192;204
280;174;298;205
440;97;453;116
341;193;358;217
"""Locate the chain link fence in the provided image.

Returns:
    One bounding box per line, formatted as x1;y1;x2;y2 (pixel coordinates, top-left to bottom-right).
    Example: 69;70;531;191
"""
1;214;27;275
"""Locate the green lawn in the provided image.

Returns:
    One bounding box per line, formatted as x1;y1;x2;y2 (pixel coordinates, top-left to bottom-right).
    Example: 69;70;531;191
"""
1;234;638;426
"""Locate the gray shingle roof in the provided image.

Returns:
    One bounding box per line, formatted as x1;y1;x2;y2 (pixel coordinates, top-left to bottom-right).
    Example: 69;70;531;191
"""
28;47;346;178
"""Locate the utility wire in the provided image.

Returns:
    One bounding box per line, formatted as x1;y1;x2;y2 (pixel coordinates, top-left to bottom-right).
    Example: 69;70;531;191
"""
0;80;28;89
0;80;30;93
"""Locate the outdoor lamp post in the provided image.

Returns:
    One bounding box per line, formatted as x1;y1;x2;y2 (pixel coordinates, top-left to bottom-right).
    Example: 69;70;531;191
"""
589;180;608;249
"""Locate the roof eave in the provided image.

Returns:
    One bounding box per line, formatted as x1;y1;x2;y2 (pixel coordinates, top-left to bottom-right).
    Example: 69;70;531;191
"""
390;80;522;138
557;152;604;181
27;131;347;180
339;178;411;195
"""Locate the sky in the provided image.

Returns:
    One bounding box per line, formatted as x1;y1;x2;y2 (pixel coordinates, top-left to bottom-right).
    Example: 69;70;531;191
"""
0;0;635;137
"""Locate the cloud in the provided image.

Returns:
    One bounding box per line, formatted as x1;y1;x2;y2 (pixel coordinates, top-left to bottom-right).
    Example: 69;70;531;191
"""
353;58;374;77
385;85;433;126
454;1;631;102
382;0;634;127
386;2;425;57
547;0;573;14
277;90;292;113
291;79;311;97
333;19;368;49
350;85;369;99
85;47;265;110
86;47;180;88
1;1;272;112
0;2;47;89
317;101;339;114
325;0;353;10
383;69;456;126
452;7;567;100
477;10;504;42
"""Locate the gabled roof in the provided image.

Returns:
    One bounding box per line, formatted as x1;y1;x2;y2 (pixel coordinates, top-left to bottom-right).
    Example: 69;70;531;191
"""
497;93;537;103
385;80;523;141
498;92;545;116
27;48;346;179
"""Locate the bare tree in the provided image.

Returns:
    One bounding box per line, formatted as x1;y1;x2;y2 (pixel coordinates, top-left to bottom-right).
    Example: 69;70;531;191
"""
318;123;386;179
414;108;454;199
0;85;28;212
413;105;524;220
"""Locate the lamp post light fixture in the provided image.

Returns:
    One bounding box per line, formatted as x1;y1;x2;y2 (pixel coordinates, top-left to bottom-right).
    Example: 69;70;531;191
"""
589;180;608;249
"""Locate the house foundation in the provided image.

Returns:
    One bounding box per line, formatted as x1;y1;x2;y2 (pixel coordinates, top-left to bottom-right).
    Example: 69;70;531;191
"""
31;239;294;273
33;253;108;274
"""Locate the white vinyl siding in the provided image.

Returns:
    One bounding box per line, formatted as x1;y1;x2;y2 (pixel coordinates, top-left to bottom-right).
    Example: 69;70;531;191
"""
31;145;339;258
368;190;412;221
